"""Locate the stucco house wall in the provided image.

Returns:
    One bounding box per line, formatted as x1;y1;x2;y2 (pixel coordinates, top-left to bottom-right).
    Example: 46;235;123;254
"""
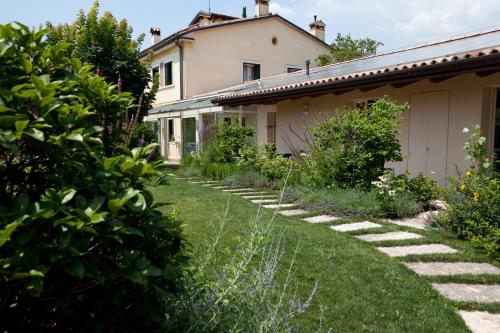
182;17;329;98
151;46;182;104
273;72;500;183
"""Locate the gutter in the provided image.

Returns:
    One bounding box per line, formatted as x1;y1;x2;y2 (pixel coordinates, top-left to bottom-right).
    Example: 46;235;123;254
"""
175;39;185;100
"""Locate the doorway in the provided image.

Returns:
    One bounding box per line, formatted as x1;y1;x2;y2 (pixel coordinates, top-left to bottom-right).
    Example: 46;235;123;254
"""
182;117;197;157
408;91;450;184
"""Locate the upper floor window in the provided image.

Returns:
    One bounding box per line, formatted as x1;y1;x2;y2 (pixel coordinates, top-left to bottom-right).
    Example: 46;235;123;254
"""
243;62;261;82
355;98;378;109
165;61;173;86
287;67;301;73
152;66;160;79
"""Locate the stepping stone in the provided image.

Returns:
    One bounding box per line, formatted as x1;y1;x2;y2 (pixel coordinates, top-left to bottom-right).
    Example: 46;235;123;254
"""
262;204;297;209
243;195;277;199
222;188;254;192
331;221;381;232
304;215;342;224
251;199;279;204
377;244;458;257
167;173;176;177
190;181;202;184
356;231;422;242
279;209;309;217
432;283;500;303
405;262;500;276
384;211;438;230
202;183;218;187
233;192;268;196
458;311;500;333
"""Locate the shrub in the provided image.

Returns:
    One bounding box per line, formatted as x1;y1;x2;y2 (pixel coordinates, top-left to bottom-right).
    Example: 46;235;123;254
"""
409;174;441;209
0;24;186;332
439;126;499;259
293;98;407;189
130;121;158;147
224;168;280;189
203;121;255;163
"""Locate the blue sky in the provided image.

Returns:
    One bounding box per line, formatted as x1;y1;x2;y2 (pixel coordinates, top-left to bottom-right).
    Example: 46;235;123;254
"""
2;0;500;52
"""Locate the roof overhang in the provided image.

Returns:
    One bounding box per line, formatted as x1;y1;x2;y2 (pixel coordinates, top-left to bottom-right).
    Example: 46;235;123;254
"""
214;52;500;106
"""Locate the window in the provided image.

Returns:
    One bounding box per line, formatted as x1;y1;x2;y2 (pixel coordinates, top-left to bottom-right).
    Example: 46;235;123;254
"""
152;66;159;78
243;62;261;82
287;67;301;73
164;61;173;86
355;99;378;109
168;119;175;142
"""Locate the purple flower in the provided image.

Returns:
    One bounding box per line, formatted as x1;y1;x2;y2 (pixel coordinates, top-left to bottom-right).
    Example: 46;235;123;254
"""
117;74;123;92
139;134;145;147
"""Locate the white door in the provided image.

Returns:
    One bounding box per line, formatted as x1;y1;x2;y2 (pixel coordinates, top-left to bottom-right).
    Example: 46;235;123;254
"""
167;118;181;161
408;91;449;184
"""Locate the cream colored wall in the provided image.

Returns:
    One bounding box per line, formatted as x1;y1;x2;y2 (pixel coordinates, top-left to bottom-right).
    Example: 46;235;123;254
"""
183;18;329;98
274;72;500;183
151;47;181;104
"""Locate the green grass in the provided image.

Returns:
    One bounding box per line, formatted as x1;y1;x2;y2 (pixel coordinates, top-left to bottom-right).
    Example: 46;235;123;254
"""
147;174;500;332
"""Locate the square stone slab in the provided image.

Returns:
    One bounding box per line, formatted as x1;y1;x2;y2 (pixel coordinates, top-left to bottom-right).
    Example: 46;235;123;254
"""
233;192;268;196
190;181;202;184
167;173;176;177
222;188;254;192
432;283;500;303
262;204;297;209
331;221;381;232
212;186;230;189
405;262;500;276
202;184;218;187
377;244;458;257
459;311;500;333
356;231;422;242
251;199;279;204
243;195;277;199
304;215;342;224
384;211;438;230
279;209;309;217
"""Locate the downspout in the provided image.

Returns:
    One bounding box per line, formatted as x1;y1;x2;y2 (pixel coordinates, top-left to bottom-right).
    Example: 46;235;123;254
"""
175;39;185;100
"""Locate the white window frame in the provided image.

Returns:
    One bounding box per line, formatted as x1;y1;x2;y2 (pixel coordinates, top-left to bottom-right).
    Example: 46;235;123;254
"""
241;60;262;83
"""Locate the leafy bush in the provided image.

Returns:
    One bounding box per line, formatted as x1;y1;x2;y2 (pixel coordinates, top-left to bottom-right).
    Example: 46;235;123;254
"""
130;121;158;147
0;24;186;332
438;126;499;259
294;98;407;189
409;174;441;209
224;168;280;189
203;121;255;163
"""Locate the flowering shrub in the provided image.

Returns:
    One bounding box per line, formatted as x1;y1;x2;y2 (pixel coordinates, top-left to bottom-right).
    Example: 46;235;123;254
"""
372;172;421;218
203;121;255;163
438;126;499;259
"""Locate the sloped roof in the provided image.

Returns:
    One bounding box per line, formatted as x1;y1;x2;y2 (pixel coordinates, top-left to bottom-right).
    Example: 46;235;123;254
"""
139;14;329;58
189;11;238;26
214;26;500;105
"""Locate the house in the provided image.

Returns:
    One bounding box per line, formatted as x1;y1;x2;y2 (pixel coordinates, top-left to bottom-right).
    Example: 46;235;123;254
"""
211;27;500;184
141;0;330;161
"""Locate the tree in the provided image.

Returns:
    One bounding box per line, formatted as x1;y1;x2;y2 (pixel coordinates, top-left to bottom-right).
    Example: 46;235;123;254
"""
46;1;157;122
316;33;383;66
0;23;186;332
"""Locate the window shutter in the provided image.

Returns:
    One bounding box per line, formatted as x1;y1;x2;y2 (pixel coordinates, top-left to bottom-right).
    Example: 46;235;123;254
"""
165;62;173;86
254;64;261;80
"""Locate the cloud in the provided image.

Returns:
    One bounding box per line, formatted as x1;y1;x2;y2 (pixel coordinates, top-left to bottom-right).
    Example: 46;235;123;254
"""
269;2;295;16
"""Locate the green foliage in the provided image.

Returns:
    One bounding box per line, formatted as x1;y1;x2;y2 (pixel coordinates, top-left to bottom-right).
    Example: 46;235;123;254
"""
302;98;407;189
409;174;441;209
0;23;186;331
317;33;383;66
130;121;158;147
439;126;499;260
46;0;157;119
202;121;255;163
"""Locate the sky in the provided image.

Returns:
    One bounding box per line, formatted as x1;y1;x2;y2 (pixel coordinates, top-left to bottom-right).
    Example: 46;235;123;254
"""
2;0;500;52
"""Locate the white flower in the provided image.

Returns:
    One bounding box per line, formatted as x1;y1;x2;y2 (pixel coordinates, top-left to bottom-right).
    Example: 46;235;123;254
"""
430;171;436;175
462;127;469;133
388;190;396;196
379;190;384;194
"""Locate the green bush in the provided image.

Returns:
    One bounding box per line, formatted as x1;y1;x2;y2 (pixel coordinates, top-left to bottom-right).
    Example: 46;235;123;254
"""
203;121;255;163
130;121;158;147
439;126;499;259
224;168;280;189
0;24;186;332
372;172;422;218
299;98;407;189
409;174;441;209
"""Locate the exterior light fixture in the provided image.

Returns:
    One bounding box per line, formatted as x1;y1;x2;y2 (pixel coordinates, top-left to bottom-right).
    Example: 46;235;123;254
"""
304;102;310;114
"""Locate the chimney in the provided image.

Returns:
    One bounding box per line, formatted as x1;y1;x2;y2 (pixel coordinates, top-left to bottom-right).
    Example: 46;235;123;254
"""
255;0;270;17
150;27;161;46
309;15;326;42
242;6;247;18
305;60;310;75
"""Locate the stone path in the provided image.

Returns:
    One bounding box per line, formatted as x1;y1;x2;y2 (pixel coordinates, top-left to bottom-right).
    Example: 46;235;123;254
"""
377;244;458;257
459;311;500;333
405;262;500;276
279;209;309;217
432;283;500;303
356;231;422;242
303;215;341;224
331;221;382;232
176;176;500;331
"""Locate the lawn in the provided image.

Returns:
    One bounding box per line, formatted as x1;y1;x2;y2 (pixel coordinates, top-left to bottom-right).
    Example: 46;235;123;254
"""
149;174;483;332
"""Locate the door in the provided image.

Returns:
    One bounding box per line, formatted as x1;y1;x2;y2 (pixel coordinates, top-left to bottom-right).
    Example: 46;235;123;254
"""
267;112;276;144
167;118;181;161
182;117;197;157
408;91;449;184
